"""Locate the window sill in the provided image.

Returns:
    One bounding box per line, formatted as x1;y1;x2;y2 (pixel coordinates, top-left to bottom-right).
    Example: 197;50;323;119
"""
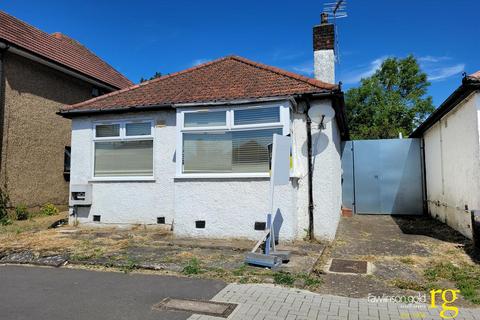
89;177;156;182
175;173;270;179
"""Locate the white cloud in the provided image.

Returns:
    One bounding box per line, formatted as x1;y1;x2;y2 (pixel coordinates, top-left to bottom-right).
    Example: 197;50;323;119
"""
427;64;465;81
418;55;450;63
341;56;388;84
272;51;304;62
191;58;210;67
290;61;313;75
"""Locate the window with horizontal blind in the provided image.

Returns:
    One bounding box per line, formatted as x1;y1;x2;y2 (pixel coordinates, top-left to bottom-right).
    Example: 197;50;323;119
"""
93;120;154;178
178;105;289;176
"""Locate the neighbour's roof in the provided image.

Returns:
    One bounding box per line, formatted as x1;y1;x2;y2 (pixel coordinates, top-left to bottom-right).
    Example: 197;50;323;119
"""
410;72;480;138
470;70;480;79
60;55;338;114
0;10;132;89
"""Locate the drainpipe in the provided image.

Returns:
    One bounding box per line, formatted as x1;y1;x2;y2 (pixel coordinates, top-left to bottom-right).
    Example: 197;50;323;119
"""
305;97;315;240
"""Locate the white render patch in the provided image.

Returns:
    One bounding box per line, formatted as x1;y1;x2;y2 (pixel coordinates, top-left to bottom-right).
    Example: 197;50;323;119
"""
174;179;298;240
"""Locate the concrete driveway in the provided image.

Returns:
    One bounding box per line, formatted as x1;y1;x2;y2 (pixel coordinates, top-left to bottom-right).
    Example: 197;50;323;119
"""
0;265;225;320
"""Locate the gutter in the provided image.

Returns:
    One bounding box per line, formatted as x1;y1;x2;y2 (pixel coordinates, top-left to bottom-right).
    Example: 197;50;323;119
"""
57;104;174;118
0;41;120;91
410;76;480;138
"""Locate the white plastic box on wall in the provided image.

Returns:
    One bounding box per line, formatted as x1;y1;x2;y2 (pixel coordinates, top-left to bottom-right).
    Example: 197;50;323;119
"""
70;184;92;206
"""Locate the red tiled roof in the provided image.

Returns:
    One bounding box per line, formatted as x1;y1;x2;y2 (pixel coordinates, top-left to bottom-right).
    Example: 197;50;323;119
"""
0;11;132;89
61;56;337;113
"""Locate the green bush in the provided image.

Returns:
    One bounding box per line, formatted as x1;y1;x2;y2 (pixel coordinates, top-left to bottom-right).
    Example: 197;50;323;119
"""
15;205;29;220
40;203;59;216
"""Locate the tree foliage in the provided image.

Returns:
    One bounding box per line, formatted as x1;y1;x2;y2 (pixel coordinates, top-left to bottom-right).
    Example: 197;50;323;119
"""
345;55;434;139
140;71;162;83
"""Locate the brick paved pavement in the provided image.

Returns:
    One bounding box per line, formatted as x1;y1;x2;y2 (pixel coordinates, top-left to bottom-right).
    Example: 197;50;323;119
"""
188;284;480;320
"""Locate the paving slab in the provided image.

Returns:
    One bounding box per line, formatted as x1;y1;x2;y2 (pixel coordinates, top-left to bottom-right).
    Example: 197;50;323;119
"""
188;283;480;320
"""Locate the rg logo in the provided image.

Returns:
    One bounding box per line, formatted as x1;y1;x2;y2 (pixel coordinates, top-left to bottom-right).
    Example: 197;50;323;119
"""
429;289;460;319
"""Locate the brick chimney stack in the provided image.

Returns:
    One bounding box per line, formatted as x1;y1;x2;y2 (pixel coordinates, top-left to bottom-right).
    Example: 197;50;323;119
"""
313;13;335;83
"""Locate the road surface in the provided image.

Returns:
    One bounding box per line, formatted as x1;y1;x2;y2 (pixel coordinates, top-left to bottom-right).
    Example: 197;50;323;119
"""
0;265;225;320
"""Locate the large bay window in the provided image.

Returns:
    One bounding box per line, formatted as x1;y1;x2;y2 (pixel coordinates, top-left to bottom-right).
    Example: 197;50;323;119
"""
177;105;289;177
93;120;154;179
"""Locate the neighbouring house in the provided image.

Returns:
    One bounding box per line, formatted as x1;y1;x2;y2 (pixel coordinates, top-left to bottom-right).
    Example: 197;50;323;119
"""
0;11;132;210
411;71;480;238
59;15;349;241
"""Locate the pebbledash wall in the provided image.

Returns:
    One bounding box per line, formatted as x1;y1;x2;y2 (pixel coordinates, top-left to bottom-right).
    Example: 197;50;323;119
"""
69;98;342;241
1;53;93;209
423;91;480;239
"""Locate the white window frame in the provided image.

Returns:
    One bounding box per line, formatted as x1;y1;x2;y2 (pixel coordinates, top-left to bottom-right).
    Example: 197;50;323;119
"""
91;119;155;181
176;103;290;178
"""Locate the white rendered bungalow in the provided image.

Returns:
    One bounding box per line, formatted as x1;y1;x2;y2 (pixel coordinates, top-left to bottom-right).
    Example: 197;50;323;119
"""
59;17;348;241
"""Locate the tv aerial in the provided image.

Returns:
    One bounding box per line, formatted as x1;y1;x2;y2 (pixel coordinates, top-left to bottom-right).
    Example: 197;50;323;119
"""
323;0;348;65
323;0;348;19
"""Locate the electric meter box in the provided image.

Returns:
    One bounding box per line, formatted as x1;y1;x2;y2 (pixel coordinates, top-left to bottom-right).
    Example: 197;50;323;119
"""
70;184;92;206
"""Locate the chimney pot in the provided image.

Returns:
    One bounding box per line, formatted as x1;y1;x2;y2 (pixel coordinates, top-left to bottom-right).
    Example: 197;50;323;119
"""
321;12;329;24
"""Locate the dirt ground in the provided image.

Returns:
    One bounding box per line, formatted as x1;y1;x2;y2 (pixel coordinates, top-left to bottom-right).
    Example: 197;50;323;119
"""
0;213;324;288
2;212;479;307
318;214;480;307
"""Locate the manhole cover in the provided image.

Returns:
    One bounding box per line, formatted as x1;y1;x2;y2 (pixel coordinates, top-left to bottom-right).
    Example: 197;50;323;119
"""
153;298;237;318
329;258;368;274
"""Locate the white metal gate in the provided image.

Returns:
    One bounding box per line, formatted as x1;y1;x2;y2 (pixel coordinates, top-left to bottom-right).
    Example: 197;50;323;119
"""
341;138;424;215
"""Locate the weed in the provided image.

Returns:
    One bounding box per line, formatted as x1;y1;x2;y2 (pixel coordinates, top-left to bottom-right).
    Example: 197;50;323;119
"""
273;271;295;286
424;262;480;304
182;257;202;275
297;273;323;288
40;203;59;216
15;205;29;221
239;277;249;284
120;257;137;273
0;218;12;226
233;264;247;276
391;279;426;291
399;257;415;265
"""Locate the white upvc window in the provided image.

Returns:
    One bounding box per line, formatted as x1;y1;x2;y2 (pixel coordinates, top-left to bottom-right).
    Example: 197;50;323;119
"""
92;120;154;180
176;104;290;178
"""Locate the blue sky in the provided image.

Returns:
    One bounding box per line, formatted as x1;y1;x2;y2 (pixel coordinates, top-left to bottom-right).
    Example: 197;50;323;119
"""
1;0;478;106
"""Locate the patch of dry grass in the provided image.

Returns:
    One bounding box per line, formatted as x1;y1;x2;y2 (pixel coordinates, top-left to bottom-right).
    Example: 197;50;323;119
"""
0;215;325;292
